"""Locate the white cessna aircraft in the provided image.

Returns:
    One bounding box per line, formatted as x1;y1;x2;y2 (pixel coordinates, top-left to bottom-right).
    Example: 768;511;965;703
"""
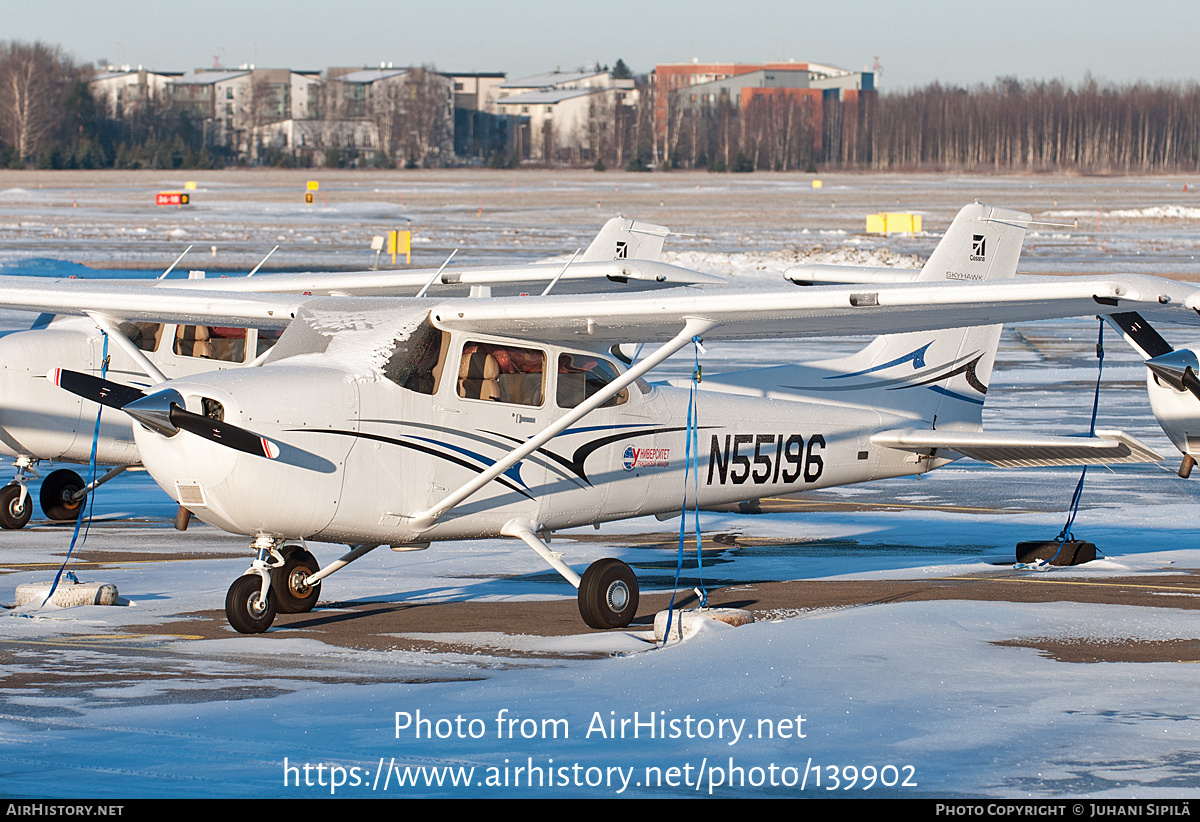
27;203;1200;634
0;217;716;528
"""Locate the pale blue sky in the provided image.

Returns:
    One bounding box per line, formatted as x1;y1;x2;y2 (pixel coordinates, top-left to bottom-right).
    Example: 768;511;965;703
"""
10;0;1200;90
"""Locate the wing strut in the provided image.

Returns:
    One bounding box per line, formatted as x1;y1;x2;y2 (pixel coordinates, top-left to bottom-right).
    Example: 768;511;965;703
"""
540;249;581;296
415;250;459;298
408;316;719;531
86;312;168;384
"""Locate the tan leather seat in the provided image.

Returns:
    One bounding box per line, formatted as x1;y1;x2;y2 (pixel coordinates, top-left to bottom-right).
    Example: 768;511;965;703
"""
174;325;213;359
458;352;500;401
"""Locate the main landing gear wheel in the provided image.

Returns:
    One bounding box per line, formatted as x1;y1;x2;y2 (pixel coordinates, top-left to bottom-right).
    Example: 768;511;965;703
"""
0;484;30;530
225;574;277;634
272;545;321;614
578;558;639;629
40;469;86;521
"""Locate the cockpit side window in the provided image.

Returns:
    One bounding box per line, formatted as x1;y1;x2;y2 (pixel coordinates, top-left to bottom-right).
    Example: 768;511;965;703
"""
382;319;448;395
120;321;164;353
556;354;628;409
174;325;247;362
457;342;545;406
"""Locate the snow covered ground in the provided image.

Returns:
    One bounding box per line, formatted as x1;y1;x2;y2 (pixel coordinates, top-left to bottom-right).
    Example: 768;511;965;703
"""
1;171;1200;799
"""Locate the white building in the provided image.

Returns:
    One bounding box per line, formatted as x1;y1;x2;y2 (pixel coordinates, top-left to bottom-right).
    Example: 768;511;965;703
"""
447;72;506;113
493;70;635;161
327;66;454;163
167;68;326;156
167;70;253;147
253;118;378;165
89;67;180;118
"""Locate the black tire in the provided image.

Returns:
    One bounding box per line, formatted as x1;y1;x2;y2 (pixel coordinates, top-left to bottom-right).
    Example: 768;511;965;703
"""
40;469;86;521
272;546;321;614
0;484;31;530
225;574;277;634
578;558;639;629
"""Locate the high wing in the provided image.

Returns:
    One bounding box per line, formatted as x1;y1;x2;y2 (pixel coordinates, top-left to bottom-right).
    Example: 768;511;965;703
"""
144;260;718;296
1;272;1197;337
102;217;716;297
426;273;1200;343
0;276;302;327
786;264;921;286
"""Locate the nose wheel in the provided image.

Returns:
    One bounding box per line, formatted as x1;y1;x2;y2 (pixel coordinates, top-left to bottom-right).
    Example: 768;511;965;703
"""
225;573;278;634
578;558;639;629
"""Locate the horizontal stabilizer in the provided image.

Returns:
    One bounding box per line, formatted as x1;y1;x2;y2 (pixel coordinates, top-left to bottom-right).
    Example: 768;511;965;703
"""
870;428;1162;467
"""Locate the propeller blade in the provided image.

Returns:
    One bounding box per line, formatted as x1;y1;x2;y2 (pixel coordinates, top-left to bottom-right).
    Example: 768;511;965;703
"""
168;405;279;460
56;372;278;460
52;369;147;409
1108;312;1174;358
1182;368;1200;404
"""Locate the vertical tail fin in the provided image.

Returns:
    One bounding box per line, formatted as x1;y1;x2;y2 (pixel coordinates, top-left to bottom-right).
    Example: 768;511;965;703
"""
702;203;1030;430
578;217;670;263
830;203;1031;429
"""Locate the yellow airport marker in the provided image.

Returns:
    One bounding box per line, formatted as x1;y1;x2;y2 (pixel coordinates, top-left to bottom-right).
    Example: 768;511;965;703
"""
387;229;411;264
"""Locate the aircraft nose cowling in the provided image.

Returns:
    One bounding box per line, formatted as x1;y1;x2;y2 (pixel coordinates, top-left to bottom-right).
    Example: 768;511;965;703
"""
133;371;357;538
1145;347;1200;460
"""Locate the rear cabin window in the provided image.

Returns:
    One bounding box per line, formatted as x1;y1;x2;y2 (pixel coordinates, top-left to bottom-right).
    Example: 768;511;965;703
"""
457;342;545;406
557;354;628;409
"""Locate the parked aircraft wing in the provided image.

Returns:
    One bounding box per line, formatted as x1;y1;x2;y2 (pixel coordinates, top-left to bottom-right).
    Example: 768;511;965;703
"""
426;273;1200;344
1;272;1197;341
145;259;721;296
785;264;921;286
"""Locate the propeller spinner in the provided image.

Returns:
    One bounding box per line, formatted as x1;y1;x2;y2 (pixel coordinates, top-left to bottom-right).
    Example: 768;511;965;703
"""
1145;349;1200;401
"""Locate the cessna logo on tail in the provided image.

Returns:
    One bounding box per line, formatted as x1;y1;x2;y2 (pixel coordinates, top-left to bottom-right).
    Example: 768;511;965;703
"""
970;234;986;262
615;241;628;259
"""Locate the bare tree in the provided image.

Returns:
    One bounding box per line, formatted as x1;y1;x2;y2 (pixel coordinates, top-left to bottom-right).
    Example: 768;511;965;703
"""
0;41;72;164
397;67;452;166
367;77;404;158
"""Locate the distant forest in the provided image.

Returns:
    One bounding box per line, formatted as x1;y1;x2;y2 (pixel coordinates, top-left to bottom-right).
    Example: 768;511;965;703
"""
3;38;1200;173
865;77;1200;172
654;77;1200;173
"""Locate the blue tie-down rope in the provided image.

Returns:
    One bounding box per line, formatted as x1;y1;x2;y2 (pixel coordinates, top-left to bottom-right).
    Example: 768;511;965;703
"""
42;332;108;607
663;337;708;644
1046;318;1105;565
